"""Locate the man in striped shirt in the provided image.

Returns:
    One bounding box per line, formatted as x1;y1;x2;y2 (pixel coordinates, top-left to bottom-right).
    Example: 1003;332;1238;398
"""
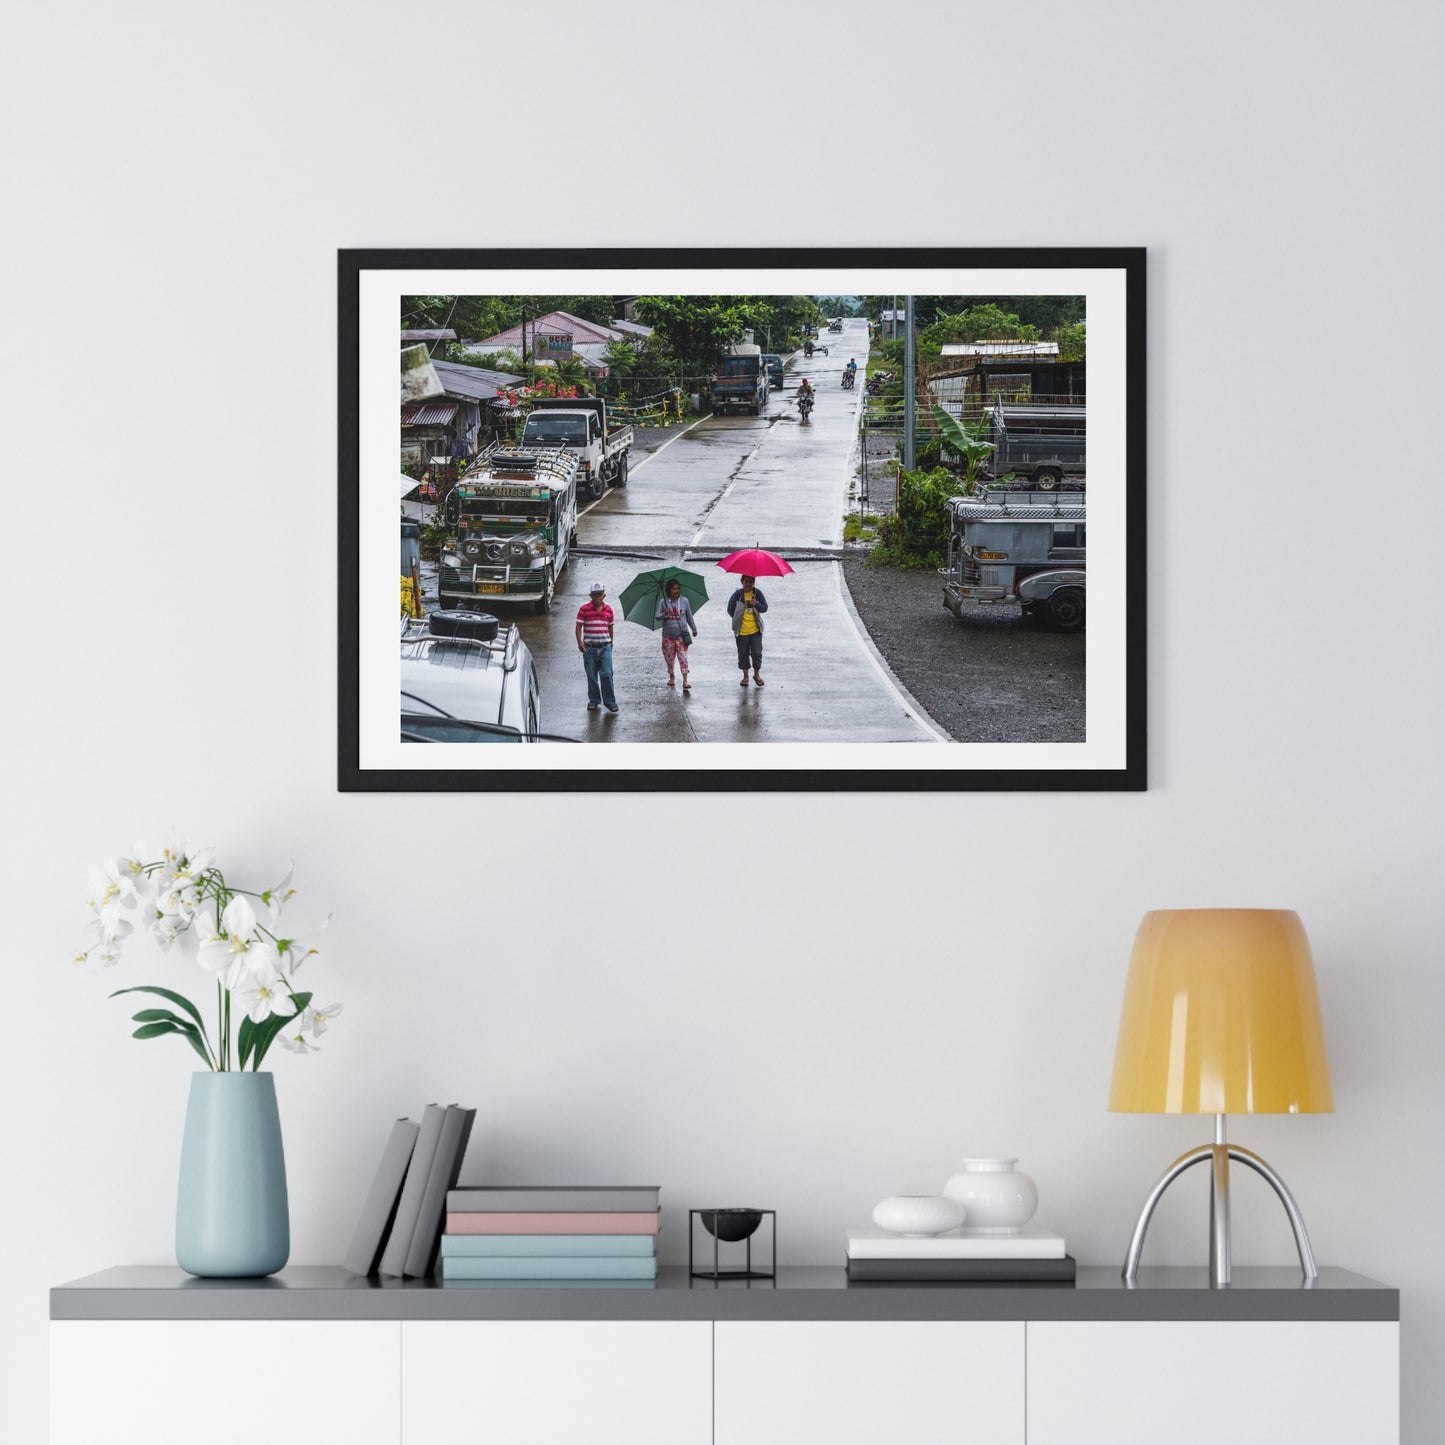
575;582;618;713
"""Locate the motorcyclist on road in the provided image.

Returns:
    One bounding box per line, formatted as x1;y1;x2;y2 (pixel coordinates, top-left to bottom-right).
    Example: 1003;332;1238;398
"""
847;358;858;375
797;378;815;419
798;378;814;399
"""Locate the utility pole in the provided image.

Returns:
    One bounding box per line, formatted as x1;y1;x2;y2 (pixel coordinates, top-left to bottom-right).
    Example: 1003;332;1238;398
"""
903;294;915;472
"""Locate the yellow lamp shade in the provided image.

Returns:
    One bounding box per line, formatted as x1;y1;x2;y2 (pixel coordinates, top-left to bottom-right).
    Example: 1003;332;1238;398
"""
1109;909;1334;1115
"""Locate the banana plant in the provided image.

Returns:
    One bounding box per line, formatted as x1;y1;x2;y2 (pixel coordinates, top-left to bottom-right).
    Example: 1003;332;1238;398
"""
931;405;996;492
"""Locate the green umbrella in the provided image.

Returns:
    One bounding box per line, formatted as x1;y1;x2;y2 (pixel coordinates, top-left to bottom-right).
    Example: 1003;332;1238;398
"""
617;565;710;629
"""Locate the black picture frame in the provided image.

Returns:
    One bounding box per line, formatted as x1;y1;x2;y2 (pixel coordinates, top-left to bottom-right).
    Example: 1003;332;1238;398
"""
341;247;1146;792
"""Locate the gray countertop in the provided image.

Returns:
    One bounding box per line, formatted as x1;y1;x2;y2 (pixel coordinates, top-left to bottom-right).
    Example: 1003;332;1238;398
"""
51;1265;1398;1323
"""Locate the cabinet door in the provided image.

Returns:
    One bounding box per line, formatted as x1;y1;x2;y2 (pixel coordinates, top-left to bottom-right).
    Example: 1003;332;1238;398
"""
51;1320;400;1445
401;1320;711;1445
1027;1321;1399;1445
714;1320;1025;1445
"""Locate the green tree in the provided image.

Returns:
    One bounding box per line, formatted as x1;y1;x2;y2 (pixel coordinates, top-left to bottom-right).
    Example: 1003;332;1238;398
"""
632;296;756;375
1058;321;1086;362
604;338;640;377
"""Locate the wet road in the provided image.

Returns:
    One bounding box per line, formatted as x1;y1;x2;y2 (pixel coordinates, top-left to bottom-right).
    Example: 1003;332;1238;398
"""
465;321;941;746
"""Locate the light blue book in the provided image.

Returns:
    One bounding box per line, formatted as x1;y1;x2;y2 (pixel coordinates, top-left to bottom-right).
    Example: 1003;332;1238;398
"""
441;1234;656;1259
441;1255;659;1281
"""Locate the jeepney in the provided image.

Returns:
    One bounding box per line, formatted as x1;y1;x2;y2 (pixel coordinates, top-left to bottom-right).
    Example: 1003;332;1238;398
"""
941;487;1086;632
439;446;578;615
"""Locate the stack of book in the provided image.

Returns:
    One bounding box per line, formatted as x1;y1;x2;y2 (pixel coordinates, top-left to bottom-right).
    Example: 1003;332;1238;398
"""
845;1227;1076;1283
343;1104;478;1279
440;1186;662;1281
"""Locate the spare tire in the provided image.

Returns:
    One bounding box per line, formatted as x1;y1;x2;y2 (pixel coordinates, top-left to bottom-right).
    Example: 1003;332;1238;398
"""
429;610;499;641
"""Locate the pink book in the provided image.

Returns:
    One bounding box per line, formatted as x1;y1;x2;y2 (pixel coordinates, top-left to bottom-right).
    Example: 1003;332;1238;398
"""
446;1210;661;1235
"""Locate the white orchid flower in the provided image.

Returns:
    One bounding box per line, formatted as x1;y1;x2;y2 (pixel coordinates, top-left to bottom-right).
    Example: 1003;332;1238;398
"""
152;880;202;946
267;914;331;975
171;846;215;888
261;863;297;923
153;911;191;949
116;845;156;900
87;859;139;931
234;978;296;1023
194;896;262;990
95;938;127;968
244;938;284;987
274;1018;320;1054
305;1001;343;1036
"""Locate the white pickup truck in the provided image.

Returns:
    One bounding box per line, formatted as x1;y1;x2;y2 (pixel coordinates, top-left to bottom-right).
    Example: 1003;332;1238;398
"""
520;397;634;503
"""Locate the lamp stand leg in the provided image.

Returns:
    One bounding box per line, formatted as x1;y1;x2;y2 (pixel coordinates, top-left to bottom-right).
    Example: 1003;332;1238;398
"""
1122;1118;1319;1288
1210;1114;1231;1288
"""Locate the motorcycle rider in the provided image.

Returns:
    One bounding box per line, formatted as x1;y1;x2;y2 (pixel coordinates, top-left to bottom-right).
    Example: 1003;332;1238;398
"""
797;377;815;420
803;339;814;357
847;358;858;377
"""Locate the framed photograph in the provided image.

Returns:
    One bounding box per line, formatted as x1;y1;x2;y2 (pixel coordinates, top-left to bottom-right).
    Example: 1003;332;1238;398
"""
340;248;1145;792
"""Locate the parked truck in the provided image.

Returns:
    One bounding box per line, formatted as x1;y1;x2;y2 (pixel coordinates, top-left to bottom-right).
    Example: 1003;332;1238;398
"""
519;397;633;503
711;343;769;416
941;487;1086;631
439;445;579;614
981;398;1086;489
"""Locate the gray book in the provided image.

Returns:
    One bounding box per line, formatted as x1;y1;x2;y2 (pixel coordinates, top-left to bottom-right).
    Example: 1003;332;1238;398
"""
343;1118;419;1276
379;1104;444;1277
845;1254;1077;1283
404;1105;477;1277
446;1186;661;1213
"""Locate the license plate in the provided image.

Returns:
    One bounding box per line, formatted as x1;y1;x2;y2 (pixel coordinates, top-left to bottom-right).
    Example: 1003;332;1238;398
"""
479;584;504;594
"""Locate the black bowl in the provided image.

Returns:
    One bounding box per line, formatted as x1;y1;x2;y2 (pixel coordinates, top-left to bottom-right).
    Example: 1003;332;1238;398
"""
699;1208;763;1243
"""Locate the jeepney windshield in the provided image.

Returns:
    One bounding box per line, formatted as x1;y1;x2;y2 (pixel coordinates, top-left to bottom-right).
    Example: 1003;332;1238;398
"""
459;495;554;524
522;415;587;446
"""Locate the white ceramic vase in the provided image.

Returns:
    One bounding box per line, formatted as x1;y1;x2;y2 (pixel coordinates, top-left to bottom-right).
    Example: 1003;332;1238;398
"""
943;1158;1038;1235
871;1195;967;1237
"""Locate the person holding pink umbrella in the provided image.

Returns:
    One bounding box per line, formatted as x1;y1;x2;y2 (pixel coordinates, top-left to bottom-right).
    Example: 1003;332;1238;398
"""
717;547;793;689
727;575;769;686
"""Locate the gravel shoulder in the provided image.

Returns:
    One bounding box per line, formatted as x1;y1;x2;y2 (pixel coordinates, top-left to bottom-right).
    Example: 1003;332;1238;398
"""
841;555;1085;744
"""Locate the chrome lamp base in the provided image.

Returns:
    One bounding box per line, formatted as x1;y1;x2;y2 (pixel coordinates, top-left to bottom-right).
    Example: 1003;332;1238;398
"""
1122;1115;1319;1288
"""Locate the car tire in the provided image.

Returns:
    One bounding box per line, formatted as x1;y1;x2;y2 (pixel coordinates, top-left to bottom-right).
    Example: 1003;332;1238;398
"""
614;454;628;488
534;568;555;615
1034;467;1063;490
1046;588;1085;632
429;610;499;641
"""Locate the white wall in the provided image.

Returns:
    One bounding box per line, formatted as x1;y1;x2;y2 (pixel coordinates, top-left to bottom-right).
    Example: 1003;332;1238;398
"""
2;1;1441;1440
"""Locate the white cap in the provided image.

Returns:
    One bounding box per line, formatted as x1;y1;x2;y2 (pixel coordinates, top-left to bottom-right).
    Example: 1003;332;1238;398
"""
589;581;606;593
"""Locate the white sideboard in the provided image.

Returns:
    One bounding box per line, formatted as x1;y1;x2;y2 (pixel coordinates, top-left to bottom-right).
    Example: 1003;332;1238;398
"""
1027;1320;1400;1445
50;1265;1399;1445
50;1320;400;1445
715;1320;1025;1445
401;1319;711;1445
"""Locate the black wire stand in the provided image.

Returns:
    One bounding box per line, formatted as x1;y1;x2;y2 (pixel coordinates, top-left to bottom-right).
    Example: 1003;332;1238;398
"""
689;1209;776;1282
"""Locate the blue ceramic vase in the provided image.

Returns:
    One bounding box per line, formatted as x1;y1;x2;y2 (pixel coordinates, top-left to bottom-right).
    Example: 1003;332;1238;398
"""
176;1071;290;1277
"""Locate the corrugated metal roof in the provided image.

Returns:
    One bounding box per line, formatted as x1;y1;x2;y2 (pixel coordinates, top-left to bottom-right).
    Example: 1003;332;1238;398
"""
471;310;627;350
400;329;458;343
431;359;524;401
401;401;459;426
609;318;653;338
941;342;1060;357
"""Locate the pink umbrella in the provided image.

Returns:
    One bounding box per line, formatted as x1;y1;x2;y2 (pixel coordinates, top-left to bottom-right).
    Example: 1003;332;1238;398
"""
716;547;794;578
